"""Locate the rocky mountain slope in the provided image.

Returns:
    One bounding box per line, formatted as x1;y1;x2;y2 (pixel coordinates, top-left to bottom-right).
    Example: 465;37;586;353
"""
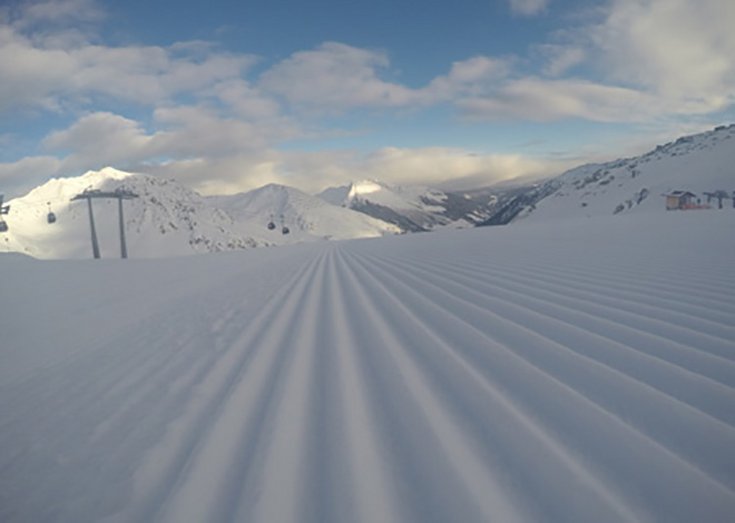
318;179;505;232
210;183;399;241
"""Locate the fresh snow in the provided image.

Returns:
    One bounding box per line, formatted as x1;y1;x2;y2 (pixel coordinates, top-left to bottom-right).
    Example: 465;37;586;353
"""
2;210;734;522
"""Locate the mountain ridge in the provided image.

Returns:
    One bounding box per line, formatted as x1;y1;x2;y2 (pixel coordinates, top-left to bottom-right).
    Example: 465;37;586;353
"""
317;179;505;232
2;124;733;259
1;169;398;259
479;124;735;225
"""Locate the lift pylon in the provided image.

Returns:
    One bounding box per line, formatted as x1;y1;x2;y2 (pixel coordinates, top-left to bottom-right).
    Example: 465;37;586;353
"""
0;194;9;233
71;189;138;259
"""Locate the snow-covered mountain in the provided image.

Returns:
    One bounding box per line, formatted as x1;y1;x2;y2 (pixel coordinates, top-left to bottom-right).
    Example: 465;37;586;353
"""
486;124;735;225
209;183;399;242
0;168;398;259
0;167;250;259
319;125;735;230
318;179;503;232
3;125;732;259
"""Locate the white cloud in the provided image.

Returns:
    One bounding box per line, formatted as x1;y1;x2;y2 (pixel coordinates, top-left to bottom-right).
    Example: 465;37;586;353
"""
259;43;509;113
592;0;735;105
0;23;254;112
3;0;733;201
425;56;509;99
0;156;62;197
10;0;104;28
10;106;566;196
211;79;282;120
538;44;585;76
259;42;420;112
461;0;735;123
510;0;549;16
43;112;153;169
459;78;664;122
138;152;294;195
137;146;562;196
151;105;303;155
333;147;555;189
37;107;307;178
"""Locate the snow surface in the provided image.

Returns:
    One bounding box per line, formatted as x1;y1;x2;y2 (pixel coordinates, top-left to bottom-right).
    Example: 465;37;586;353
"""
2;211;734;522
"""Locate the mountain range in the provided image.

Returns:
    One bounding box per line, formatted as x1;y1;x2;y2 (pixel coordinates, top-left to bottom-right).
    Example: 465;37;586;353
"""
0;170;398;259
1;124;733;259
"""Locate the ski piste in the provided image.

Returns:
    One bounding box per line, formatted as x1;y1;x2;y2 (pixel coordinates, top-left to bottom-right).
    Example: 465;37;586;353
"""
2;210;734;522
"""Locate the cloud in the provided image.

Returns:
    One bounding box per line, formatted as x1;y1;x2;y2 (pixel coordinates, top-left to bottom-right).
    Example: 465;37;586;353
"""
37;106;307;177
259;42;420;112
462;0;735;123
459;78;662;122
137;146;562;196
259;42;509;113
591;0;735;105
332;147;556;189
9;106;566;197
0;156;62;197
211;79;282;120
425;56;509;99
3;0;733;202
509;0;549;16
138;152;288;196
43;112;153;168
537;44;585;77
0;22;254;112
151;105;303;155
9;0;104;28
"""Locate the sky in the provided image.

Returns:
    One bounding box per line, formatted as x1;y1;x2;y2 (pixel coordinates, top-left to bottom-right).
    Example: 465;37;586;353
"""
1;0;733;198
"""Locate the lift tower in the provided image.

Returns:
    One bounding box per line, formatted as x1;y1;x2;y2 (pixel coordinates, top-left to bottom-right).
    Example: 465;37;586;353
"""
71;189;138;259
0;194;9;232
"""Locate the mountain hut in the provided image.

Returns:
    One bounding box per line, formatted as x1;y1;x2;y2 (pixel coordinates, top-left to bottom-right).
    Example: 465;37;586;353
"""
665;191;697;210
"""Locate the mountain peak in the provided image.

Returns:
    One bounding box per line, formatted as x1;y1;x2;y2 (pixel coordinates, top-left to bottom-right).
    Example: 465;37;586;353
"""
349;179;385;191
83;166;138;180
23;167;143;202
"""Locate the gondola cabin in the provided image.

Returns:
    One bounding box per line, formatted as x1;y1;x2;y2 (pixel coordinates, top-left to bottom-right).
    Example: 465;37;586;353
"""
47;202;56;223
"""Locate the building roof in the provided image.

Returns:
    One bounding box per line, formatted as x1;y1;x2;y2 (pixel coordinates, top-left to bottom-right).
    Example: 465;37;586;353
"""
665;191;697;197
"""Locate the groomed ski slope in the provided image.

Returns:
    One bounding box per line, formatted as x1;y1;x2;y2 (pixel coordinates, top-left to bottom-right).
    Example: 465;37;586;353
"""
1;212;735;522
